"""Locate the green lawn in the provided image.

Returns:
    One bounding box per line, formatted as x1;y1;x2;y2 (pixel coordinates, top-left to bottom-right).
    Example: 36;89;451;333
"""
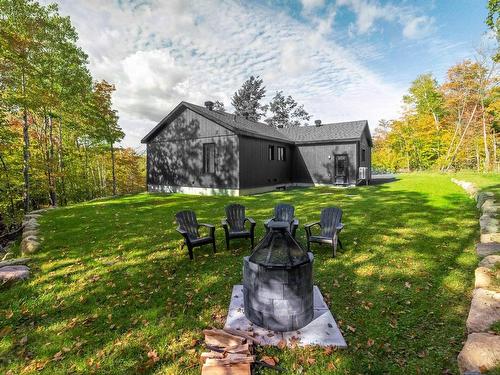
0;173;481;374
449;170;500;199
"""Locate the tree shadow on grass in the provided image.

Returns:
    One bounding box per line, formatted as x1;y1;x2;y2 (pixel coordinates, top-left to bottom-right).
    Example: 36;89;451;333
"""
0;176;479;374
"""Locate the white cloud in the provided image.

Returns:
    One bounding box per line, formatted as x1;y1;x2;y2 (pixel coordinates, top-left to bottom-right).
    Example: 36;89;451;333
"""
46;0;406;148
336;0;435;39
301;0;325;12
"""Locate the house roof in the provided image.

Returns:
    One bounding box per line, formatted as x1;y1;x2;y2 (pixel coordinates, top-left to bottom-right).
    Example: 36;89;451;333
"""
278;120;372;146
141;101;371;146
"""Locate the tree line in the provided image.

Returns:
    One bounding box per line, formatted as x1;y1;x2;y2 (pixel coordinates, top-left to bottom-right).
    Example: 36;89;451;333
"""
373;3;499;173
0;0;144;226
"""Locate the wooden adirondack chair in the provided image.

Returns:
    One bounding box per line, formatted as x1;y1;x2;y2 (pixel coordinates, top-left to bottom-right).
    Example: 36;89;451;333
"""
264;203;299;238
175;210;216;260
305;207;344;257
221;204;256;250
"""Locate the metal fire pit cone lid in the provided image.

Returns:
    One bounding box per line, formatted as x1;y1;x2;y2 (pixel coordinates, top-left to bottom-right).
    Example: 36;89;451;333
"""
249;228;309;268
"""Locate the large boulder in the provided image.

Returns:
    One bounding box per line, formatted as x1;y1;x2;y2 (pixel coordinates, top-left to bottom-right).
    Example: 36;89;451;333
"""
458;333;500;374
0;265;30;283
466;288;500;333
476;243;500;257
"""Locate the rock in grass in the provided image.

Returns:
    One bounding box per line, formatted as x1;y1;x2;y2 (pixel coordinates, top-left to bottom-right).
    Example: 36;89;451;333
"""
481;233;500;244
482;200;499;215
458;333;500;374
477;192;495;209
466;288;500;333
474;267;495;290
22;230;38;239
479;255;500;269
21;239;40;254
0;265;30;283
479;215;498;234
476;243;500;257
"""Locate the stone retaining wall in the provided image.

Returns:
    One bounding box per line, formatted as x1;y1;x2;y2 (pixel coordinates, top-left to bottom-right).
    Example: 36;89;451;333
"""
451;178;500;374
0;207;52;286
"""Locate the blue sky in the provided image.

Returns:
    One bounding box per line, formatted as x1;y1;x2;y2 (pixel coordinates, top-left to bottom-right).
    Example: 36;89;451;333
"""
44;0;493;149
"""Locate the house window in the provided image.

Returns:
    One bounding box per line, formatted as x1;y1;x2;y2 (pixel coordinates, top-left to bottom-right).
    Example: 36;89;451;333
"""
203;143;215;173
361;149;366;162
277;146;286;161
268;145;275;160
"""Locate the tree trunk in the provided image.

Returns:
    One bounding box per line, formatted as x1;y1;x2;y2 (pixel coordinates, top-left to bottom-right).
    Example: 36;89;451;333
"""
480;98;490;171
47;114;57;206
0;153;16;220
57;118;66;205
111;142;116;196
445;104;478;171
21;71;30;213
493;128;498;172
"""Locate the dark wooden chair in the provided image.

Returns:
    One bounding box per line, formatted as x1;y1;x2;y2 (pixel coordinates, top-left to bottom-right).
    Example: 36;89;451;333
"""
305;207;344;257
221;204;256;250
264;203;299;237
175;210;216;260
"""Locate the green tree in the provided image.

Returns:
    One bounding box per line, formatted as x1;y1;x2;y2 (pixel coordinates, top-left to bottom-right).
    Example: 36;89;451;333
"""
487;0;500;61
231;76;268;121
265;91;311;128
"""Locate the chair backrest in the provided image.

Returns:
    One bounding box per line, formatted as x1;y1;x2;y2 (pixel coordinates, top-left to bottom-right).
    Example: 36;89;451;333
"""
175;210;199;238
320;207;342;238
274;203;295;222
226;204;246;231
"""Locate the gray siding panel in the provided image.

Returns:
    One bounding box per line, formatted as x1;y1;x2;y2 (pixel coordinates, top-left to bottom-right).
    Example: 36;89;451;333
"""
239;136;292;189
293;143;357;185
147;108;239;189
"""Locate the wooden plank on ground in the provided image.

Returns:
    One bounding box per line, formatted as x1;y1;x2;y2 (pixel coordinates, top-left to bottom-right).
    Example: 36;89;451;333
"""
201;363;251;375
204;329;246;347
222;328;259;344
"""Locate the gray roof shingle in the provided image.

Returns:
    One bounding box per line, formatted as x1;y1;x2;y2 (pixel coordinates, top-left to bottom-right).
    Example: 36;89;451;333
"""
277;120;370;145
141;101;371;145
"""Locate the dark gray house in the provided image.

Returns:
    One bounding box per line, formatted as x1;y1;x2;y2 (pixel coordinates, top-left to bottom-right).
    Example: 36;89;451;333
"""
141;101;372;195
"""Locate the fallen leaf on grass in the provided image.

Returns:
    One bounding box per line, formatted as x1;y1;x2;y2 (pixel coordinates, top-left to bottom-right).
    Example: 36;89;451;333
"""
0;327;12;336
147;350;160;363
277;339;286;349
19;336;28;346
53;351;64;361
306;357;316;365
367;338;375;347
405;282;411;288
261;356;276;366
347;325;356;332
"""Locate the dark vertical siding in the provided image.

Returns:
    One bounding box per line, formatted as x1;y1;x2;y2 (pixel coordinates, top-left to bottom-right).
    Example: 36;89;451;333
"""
147;108;239;189
293;143;357;185
239;136;292;189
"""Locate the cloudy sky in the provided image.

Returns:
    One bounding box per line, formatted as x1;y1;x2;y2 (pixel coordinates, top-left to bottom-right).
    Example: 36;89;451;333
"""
44;0;490;150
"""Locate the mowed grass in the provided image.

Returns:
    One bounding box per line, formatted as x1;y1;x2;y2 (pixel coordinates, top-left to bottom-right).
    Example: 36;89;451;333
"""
450;170;500;200
0;173;480;374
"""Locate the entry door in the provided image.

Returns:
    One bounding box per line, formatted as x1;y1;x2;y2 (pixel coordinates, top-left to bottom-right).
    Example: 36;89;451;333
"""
334;155;348;184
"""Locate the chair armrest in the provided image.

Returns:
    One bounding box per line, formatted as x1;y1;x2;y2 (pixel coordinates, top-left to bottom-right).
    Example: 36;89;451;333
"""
304;221;320;229
199;223;215;229
176;227;188;235
336;223;344;230
221;219;229;227
291;218;299;227
245;217;256;225
263;218;273;226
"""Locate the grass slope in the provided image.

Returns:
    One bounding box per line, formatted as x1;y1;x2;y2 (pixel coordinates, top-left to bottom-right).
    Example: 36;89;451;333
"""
0;173;479;374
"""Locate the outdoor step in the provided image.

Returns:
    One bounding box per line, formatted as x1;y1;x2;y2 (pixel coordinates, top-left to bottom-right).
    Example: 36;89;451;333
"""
458;333;500;374
476;243;500;257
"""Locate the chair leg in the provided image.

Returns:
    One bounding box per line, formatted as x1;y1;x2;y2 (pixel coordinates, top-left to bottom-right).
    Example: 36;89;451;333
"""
225;236;230;251
338;238;343;249
212;240;217;254
332;239;337;258
307;240;310;252
187;245;194;260
250;235;254;249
